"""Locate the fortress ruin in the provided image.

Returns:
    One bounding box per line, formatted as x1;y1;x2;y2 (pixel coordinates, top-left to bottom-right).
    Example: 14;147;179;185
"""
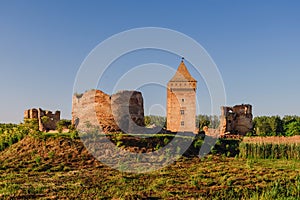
220;104;253;136
71;60;253;137
72;89;145;133
24;108;60;131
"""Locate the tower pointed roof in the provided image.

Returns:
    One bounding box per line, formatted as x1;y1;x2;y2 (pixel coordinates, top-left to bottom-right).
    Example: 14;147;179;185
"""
169;60;196;82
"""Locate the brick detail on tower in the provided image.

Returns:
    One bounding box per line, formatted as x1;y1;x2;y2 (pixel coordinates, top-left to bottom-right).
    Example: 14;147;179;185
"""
167;60;197;133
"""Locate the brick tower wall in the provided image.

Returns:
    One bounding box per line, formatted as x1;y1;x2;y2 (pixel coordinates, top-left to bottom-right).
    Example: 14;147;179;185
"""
167;84;197;133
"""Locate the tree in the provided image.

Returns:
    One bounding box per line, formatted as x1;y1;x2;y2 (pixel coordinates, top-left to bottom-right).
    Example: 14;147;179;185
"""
285;121;300;136
196;115;210;130
210;115;220;129
254;115;300;136
282;115;300;136
196;115;220;130
269;116;284;135
254;116;272;136
144;115;166;128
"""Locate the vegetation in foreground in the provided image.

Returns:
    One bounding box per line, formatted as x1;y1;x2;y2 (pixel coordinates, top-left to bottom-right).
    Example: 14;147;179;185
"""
1;119;300;199
0;119;78;152
0;132;299;199
0;153;299;199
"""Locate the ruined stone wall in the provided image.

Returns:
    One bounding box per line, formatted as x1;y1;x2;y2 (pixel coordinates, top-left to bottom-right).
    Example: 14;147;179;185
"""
24;108;60;131
220;104;253;136
72;89;145;133
111;90;145;133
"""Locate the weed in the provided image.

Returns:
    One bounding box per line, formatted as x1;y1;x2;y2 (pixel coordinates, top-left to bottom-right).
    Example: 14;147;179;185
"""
163;138;170;145
155;143;161;150
35;156;41;165
48;151;55;159
116;141;123;147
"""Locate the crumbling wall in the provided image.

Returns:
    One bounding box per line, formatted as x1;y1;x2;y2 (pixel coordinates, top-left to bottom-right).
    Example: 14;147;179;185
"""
111;90;145;133
24;108;60;131
72;89;145;133
220;104;253;136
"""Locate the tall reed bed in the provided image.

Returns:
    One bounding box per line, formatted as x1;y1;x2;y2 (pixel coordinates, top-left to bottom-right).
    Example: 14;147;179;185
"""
239;136;300;159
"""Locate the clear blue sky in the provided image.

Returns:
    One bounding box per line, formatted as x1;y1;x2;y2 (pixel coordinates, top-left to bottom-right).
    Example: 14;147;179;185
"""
0;1;300;123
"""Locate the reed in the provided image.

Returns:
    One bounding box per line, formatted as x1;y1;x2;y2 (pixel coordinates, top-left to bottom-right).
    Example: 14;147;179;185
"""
240;136;300;159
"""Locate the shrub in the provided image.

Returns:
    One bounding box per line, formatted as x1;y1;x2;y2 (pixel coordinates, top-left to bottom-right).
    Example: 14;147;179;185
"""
56;119;72;133
193;139;203;149
70;130;79;139
0;123;30;151
35;156;41;165
22;119;39;132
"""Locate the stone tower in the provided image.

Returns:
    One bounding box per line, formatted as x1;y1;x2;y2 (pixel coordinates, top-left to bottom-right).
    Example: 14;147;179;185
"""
167;59;197;133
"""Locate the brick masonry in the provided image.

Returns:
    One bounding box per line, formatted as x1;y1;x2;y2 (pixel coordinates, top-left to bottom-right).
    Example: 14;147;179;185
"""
72;89;144;133
24;108;60;131
167;60;197;133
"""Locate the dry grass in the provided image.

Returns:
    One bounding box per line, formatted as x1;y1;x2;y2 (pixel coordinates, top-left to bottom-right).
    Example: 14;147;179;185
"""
243;136;300;144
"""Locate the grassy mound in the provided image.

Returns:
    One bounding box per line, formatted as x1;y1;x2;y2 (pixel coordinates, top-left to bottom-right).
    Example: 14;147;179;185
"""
0;135;100;172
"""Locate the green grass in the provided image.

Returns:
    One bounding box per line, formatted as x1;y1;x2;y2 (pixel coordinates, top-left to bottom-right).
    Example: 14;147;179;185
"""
0;154;299;199
1;130;300;199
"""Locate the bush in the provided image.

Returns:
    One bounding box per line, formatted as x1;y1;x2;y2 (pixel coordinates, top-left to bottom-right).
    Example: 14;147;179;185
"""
193;138;203;148
41;116;50;125
0;123;30;151
70;130;79;139
56;119;72;133
22;119;39;132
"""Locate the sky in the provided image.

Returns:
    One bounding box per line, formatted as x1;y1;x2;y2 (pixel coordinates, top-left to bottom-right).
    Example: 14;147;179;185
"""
0;0;300;123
